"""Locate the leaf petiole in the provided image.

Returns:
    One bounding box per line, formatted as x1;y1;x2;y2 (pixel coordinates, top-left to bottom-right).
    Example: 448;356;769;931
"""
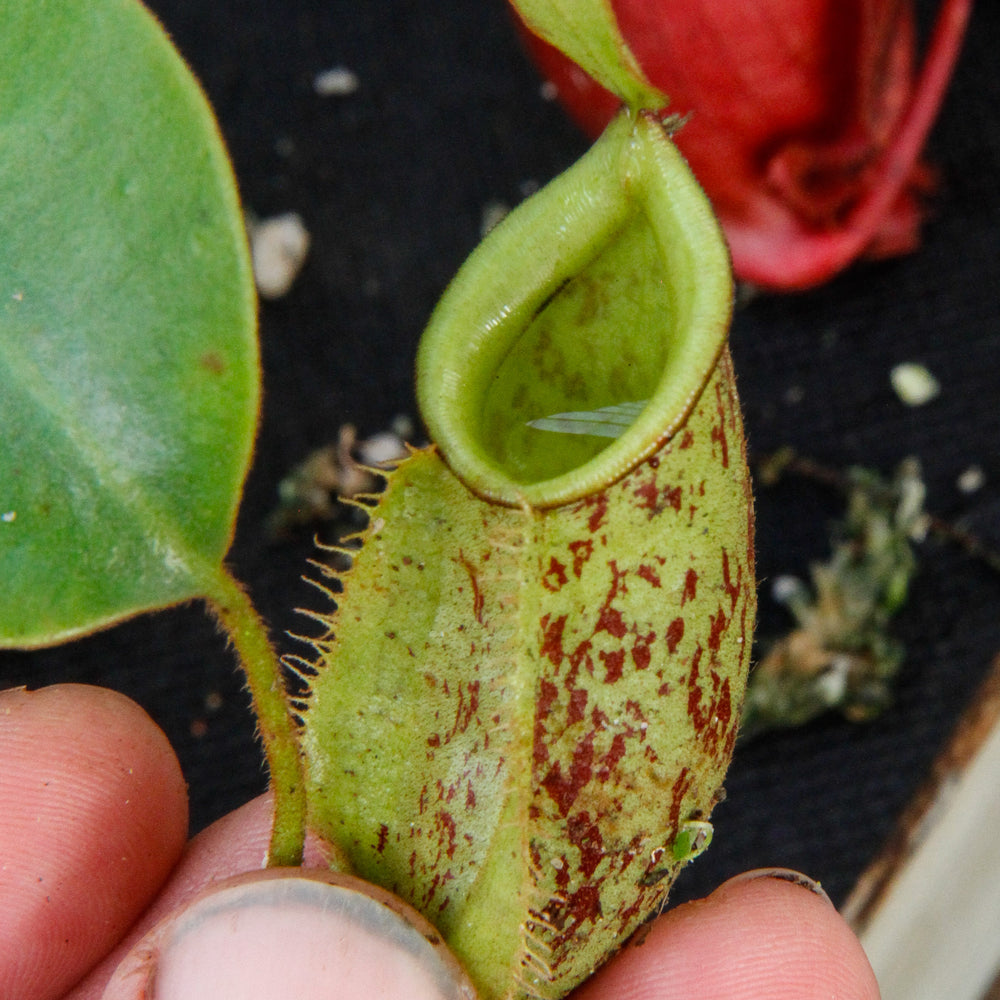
203;567;306;866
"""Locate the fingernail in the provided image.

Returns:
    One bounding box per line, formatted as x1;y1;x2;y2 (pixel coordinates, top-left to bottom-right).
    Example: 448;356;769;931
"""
717;867;832;906
109;871;477;1000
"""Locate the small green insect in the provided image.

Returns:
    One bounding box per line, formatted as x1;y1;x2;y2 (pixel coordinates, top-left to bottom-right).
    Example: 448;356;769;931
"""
639;821;715;887
672;819;715;862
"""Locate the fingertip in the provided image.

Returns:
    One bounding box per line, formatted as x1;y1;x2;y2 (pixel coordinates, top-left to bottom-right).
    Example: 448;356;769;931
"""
68;794;336;998
573;869;880;1000
102;870;476;1000
0;684;188;1000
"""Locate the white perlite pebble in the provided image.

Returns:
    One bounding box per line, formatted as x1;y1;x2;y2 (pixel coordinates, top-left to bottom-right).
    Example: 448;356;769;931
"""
249;212;310;299
356;432;410;467
957;465;985;494
771;575;806;605
480;200;509;237
314;66;359;97
890;362;940;406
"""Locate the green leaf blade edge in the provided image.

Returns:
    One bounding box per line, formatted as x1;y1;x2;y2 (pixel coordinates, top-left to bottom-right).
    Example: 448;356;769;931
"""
0;0;259;645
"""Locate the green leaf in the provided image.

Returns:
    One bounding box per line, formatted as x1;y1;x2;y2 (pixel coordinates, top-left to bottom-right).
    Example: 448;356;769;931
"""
511;0;666;112
0;1;258;646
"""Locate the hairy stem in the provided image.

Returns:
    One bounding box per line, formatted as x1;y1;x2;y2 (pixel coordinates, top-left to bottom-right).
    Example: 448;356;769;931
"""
205;566;306;866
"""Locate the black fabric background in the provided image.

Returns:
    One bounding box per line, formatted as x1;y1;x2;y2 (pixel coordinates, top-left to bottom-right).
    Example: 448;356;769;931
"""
2;1;998;911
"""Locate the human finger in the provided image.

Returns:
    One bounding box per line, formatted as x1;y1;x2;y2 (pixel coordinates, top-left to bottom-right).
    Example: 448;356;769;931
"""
0;683;188;1000
571;868;880;1000
100;868;475;1000
64;793;275;999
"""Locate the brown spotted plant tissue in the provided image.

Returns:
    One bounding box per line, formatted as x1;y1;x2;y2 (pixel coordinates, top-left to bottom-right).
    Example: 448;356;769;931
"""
296;102;756;1000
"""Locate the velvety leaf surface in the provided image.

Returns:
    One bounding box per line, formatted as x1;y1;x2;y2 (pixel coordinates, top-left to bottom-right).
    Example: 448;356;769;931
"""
0;1;258;645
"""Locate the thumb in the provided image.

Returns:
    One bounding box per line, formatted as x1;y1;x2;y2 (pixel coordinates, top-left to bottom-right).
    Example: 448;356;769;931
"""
101;869;475;1000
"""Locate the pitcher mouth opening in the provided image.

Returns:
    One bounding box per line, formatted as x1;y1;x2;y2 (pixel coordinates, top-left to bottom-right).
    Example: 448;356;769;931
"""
416;111;732;509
